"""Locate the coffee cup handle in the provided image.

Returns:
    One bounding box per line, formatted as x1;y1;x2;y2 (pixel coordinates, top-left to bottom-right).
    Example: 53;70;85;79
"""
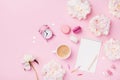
52;50;56;54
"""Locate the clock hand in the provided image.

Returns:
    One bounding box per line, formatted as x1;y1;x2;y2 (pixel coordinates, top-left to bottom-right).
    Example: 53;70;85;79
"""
45;31;48;37
46;32;48;36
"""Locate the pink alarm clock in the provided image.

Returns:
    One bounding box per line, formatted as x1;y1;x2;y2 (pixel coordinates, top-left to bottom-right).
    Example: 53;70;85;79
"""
39;25;54;41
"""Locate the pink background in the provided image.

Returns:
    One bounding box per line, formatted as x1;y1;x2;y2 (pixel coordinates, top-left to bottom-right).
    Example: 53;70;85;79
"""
0;0;120;80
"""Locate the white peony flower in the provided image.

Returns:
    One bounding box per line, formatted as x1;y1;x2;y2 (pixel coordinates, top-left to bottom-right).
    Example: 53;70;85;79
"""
22;54;39;71
104;39;120;60
67;0;91;20
89;15;111;36
109;0;120;18
23;54;36;62
22;54;39;80
42;61;65;80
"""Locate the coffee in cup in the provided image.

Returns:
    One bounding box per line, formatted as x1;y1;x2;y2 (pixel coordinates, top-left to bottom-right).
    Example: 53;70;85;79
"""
56;45;71;59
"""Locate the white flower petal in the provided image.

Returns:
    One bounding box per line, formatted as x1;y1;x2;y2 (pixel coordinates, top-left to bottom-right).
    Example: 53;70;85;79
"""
104;39;120;60
42;61;65;80
24;63;31;71
23;54;36;62
109;0;120;18
89;15;111;36
67;0;91;20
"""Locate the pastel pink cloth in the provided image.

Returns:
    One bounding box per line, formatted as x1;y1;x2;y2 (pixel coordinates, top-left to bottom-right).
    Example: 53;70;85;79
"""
1;0;120;80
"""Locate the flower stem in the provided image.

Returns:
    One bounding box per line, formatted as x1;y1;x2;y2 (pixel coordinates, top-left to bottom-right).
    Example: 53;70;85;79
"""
30;63;39;80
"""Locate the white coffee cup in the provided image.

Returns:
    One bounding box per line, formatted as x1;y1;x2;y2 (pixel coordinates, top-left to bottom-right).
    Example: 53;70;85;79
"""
53;44;71;59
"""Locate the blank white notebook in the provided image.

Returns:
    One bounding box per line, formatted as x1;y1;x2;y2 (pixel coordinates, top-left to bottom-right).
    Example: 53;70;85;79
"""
75;38;101;73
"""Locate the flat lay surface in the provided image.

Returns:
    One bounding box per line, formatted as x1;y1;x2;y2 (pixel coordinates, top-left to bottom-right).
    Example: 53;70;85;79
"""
0;0;120;80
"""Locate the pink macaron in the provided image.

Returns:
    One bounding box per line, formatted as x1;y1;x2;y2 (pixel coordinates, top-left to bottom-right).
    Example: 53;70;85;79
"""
61;25;71;34
72;26;82;34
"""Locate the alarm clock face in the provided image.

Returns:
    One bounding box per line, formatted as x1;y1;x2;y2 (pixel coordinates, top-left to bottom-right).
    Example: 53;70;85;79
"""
42;29;53;39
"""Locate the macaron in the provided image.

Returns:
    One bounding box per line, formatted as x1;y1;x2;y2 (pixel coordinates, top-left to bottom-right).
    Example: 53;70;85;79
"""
73;26;82;34
61;25;71;34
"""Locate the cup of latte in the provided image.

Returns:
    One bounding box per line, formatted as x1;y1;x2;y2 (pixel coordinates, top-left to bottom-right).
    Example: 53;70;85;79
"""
53;44;71;59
